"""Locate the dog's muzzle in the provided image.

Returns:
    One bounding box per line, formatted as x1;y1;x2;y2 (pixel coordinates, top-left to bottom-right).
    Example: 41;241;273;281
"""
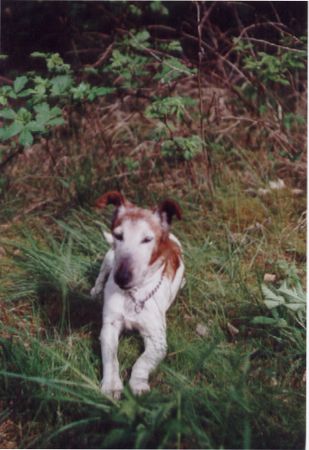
114;257;133;290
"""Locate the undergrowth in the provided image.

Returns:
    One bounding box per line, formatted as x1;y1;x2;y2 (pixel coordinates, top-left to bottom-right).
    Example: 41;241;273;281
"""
0;183;306;449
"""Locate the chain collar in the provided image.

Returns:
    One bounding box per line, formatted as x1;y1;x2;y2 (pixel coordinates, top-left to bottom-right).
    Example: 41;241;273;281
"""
127;272;164;313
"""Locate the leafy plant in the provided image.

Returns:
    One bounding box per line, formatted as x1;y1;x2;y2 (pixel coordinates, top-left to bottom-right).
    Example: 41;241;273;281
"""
146;96;196;122
0;52;115;153
146;97;203;161
252;263;305;357
162;135;203;160
154;57;196;84
233;35;307;111
149;1;169;16
254;281;306;329
108;49;150;88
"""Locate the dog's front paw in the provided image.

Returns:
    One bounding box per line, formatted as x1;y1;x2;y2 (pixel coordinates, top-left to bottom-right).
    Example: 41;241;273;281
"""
90;285;102;298
101;379;123;400
129;378;150;396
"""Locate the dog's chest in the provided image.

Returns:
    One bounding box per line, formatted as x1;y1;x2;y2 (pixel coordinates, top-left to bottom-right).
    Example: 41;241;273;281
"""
122;292;153;330
123;295;139;320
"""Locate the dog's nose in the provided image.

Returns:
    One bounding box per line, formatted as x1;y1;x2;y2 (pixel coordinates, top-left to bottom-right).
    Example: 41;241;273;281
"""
114;259;133;289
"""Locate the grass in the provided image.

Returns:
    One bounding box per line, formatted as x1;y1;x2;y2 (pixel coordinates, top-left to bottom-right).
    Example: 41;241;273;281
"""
0;173;306;448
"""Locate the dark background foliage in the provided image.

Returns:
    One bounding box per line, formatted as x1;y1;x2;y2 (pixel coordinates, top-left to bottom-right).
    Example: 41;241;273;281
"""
2;1;307;71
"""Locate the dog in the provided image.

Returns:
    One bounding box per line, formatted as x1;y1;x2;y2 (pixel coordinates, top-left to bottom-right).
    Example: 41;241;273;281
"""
91;191;185;398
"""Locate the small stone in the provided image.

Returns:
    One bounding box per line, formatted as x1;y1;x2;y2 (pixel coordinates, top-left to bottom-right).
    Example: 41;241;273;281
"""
230;233;249;245
184;314;193;322
245;222;264;233
227;322;239;337
270;377;278;387
196;323;210;338
291;188;303;196
257;188;270;196
245;188;258;197
264;273;276;283
269;179;285;190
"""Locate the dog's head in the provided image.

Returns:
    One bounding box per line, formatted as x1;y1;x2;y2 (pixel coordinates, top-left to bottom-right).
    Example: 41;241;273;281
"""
95;191;181;290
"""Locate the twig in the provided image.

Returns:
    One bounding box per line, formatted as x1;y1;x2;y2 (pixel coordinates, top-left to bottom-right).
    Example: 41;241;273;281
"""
66;48;103;55
196;1;205;144
0;75;13;85
195;2;213;194
242;37;306;53
0;147;23;170
237;21;288;40
147;24;177;34
90;43;113;68
182;29;252;85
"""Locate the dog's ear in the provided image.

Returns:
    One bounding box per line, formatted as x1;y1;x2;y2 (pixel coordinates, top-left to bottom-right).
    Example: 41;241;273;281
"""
156;199;182;226
95;191;126;209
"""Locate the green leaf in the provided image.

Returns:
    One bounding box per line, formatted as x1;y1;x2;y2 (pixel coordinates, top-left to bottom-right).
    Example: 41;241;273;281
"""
0;128;6;140
47;117;65;126
49;106;62;117
0;108;16;120
14;76;28;94
150;1;169;15
34;103;63;128
50;75;73;96
17;88;35;98
8;90;17;100
26;121;46;133
19;129;33;146
128;4;142;16
154;57;197;84
70;82;91;101
46;53;71;73
0;95;8;106
261;284;285;309
252;316;288;327
88;86;115;101
0;121;23;140
34;102;50;114
159;40;182;53
130;30;150;49
30;51;48;58
264;299;285;309
16;107;32;123
278;281;306;304
285;303;306;312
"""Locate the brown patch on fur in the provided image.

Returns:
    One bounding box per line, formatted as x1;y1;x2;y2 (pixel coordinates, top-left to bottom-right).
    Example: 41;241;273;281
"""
112;207;161;235
157;199;182;224
95;191;126;208
150;236;182;279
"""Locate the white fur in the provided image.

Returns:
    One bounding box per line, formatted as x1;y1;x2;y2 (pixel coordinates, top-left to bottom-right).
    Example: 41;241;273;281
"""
92;217;184;398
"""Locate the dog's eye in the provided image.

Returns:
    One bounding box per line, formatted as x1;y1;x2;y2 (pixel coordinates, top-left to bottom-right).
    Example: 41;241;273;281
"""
114;232;123;241
141;236;153;244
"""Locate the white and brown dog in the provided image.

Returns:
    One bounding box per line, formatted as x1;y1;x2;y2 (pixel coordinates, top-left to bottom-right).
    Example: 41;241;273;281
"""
91;191;185;398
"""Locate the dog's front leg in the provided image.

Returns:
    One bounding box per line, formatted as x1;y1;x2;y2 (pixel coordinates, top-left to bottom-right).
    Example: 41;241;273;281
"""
129;326;167;395
90;249;114;299
100;321;123;400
